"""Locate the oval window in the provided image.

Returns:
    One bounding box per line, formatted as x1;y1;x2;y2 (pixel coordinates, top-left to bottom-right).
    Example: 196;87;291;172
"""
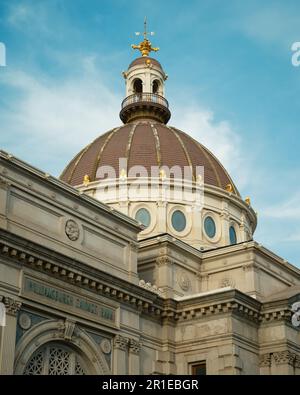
204;216;216;238
229;226;237;245
135;208;151;228
171;210;186;232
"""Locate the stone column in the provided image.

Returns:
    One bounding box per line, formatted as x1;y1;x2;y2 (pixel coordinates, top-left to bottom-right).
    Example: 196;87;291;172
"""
156;201;167;234
220;205;230;245
0;296;21;375
113;335;129;375
128;339;141;375
155;256;173;298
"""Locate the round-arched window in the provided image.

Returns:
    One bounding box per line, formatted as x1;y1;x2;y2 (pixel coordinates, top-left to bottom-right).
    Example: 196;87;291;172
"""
133;79;143;93
24;343;87;375
229;226;237;245
171;210;186;232
153;80;159;94
204;216;216;238
135;208;151;228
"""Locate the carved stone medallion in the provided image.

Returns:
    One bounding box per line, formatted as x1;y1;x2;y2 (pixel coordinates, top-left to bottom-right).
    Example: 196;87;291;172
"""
19;313;32;330
65;220;80;241
100;339;112;354
177;271;191;291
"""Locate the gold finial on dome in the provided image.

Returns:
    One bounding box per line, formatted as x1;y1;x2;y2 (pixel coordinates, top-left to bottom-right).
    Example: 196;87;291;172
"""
120;168;127;181
245;197;251;206
226;183;233;193
83;174;90;186
131;17;159;57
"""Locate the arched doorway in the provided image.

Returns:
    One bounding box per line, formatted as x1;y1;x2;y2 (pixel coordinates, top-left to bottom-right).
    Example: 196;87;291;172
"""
24;342;87;375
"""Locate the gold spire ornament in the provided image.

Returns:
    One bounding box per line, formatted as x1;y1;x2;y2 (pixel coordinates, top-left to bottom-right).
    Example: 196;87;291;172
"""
131;17;159;57
245;197;251;206
83;174;90;186
225;183;233;193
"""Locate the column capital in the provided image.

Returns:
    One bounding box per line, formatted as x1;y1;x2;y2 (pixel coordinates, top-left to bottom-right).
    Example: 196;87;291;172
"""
0;296;21;316
129;339;142;354
156;256;172;267
259;353;271;367
273;350;295;366
114;335;129;351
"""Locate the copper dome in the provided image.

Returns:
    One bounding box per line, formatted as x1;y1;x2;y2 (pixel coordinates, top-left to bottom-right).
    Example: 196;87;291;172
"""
60;121;239;196
128;57;163;70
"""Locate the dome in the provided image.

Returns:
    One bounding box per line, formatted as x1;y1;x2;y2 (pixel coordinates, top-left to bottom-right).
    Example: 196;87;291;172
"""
128;57;163;70
60;121;240;196
59;36;256;250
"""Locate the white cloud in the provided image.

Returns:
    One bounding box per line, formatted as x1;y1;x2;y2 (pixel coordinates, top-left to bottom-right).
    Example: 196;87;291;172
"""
171;106;250;189
263;192;300;219
233;5;300;48
6;2;52;36
0;56;121;176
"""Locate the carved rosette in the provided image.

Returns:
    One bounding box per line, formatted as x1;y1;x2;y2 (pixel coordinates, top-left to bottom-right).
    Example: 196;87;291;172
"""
129;339;142;355
0;296;22;316
259;353;271;367
273;350;295;366
113;335;129;351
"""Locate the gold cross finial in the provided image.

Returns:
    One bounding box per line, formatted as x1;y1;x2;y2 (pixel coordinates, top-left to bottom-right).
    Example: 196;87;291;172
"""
131;17;159;57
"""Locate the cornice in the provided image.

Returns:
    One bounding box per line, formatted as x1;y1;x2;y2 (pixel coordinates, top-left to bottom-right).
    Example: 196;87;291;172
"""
0;229;297;327
0;229;165;319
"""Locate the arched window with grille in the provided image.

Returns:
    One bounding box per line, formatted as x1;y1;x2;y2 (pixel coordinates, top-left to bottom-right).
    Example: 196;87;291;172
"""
24;342;87;375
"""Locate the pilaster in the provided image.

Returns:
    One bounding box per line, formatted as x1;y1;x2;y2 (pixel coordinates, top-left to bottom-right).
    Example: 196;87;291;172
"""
0;296;21;375
113;334;129;375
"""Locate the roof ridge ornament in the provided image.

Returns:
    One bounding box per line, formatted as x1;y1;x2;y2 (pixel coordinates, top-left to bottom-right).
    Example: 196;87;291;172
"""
131;17;159;57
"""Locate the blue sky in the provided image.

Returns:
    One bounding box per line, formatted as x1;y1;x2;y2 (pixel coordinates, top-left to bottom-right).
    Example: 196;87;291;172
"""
0;0;300;266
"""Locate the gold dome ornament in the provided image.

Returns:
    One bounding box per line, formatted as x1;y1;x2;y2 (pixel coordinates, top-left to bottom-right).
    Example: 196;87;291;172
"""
131;17;159;57
120;168;127;181
197;174;203;184
83;174;90;186
226;183;233;193
245;197;251;206
159;168;166;181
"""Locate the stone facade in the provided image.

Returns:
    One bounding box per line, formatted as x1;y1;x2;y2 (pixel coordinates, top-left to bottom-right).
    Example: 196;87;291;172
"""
0;150;299;375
